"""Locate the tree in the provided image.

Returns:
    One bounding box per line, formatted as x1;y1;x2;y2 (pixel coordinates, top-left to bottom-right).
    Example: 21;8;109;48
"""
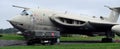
0;28;18;34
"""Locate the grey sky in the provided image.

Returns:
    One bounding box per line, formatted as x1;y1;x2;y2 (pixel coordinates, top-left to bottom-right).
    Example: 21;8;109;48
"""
0;0;120;29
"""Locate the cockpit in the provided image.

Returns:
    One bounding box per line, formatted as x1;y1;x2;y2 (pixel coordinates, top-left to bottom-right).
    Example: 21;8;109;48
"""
20;10;32;16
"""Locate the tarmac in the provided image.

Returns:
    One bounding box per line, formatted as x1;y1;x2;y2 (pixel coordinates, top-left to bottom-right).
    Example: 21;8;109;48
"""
0;40;26;46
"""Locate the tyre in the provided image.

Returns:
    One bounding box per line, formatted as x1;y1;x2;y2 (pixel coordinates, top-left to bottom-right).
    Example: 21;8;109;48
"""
50;39;57;45
41;43;46;45
102;38;113;43
26;40;35;45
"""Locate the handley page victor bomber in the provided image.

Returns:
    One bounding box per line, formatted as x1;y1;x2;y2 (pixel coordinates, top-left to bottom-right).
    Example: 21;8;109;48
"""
8;5;120;45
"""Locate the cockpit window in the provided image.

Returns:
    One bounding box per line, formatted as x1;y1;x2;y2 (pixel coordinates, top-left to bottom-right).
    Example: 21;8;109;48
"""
21;10;28;15
21;10;32;16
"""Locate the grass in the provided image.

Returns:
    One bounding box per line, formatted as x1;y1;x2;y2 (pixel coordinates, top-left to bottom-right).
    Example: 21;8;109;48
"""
0;34;120;41
0;34;105;40
0;34;24;40
0;43;120;49
61;35;104;41
61;35;120;41
0;34;120;49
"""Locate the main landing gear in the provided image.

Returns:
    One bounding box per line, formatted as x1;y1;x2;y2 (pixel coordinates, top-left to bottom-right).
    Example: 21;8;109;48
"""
102;31;114;43
102;38;113;42
26;38;60;45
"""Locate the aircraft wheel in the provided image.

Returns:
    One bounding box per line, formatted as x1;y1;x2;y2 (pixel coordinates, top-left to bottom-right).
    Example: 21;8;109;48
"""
27;40;35;45
102;38;113;43
50;42;54;45
50;40;55;45
50;38;58;45
41;43;46;45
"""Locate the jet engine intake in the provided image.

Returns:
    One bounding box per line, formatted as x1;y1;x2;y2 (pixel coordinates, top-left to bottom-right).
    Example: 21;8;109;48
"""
112;25;120;36
55;17;86;26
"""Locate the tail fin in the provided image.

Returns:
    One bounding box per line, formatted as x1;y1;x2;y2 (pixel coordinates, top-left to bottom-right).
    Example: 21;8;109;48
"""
105;6;120;22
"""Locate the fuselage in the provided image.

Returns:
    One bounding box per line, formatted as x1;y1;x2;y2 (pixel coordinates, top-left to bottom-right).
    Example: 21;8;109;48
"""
8;8;118;36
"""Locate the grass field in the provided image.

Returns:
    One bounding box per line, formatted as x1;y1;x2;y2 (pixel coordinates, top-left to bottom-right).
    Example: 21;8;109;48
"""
0;34;120;41
61;35;104;41
0;34;24;40
0;34;106;41
0;34;120;49
0;43;120;49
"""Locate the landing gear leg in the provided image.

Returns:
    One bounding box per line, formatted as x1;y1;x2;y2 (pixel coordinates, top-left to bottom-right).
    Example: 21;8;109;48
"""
57;38;60;44
102;31;114;43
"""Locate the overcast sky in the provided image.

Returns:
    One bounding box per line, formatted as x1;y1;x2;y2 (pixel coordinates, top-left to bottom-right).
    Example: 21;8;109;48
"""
0;0;120;29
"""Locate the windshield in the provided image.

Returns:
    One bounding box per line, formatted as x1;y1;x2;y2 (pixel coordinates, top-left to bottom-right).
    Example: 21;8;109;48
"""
21;10;32;16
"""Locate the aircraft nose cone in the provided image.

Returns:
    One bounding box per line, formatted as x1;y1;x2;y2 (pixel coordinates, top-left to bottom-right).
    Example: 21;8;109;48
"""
8;15;29;24
8;15;22;23
7;15;29;31
7;20;11;22
7;15;22;26
7;15;27;27
7;20;12;24
7;15;30;26
7;19;16;27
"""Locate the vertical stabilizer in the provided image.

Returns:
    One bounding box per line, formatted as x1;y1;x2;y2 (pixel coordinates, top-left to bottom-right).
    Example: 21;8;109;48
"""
105;6;120;22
